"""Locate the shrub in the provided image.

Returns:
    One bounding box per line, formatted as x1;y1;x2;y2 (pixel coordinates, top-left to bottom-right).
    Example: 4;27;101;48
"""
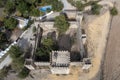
18;67;30;78
75;1;84;11
54;15;69;34
8;45;23;59
110;7;118;16
91;3;102;15
4;17;18;30
0;66;10;79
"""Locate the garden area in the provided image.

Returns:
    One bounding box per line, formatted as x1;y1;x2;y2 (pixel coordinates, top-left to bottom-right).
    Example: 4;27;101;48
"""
35;37;58;61
0;0;64;17
34;14;70;61
67;0;102;15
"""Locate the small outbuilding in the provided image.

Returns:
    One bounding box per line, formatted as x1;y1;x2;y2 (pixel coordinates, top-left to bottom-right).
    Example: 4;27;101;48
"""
14;17;29;29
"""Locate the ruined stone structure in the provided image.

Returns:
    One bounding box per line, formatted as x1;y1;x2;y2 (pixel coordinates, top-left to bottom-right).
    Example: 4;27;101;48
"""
24;11;87;74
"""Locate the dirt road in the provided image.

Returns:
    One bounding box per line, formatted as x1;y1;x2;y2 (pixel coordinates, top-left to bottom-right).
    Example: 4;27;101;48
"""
103;0;120;80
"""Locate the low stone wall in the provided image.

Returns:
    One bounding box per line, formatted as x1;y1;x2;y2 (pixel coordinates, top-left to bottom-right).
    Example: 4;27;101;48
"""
70;62;82;66
34;62;50;66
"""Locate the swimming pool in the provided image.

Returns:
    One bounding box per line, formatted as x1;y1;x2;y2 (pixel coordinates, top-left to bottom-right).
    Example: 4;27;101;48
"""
39;5;52;12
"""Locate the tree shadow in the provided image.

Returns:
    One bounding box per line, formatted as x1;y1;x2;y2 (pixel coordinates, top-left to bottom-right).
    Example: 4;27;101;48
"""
17;38;30;52
57;33;82;62
58;34;72;51
70;51;81;62
47;31;57;41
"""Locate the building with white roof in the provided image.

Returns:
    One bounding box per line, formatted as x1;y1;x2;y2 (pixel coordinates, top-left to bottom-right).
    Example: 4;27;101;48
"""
14;17;29;29
50;51;70;74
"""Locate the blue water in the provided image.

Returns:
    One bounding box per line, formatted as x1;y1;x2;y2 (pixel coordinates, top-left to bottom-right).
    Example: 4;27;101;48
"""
39;5;52;12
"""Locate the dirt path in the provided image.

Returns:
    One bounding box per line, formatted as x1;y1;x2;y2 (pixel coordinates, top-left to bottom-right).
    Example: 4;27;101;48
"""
103;0;120;80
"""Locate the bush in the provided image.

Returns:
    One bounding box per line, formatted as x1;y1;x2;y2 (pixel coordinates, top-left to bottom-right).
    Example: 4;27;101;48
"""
35;37;58;61
110;7;118;16
8;45;23;59
75;1;84;11
4;0;15;14
35;38;54;58
11;57;24;72
0;66;10;79
4;17;18;30
8;45;24;72
91;3;102;15
17;1;28;14
52;0;63;11
18;67;30;78
30;5;40;17
54;15;69;34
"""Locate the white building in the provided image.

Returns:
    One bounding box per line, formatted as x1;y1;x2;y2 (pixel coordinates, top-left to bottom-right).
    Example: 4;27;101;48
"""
50;51;70;74
15;17;29;29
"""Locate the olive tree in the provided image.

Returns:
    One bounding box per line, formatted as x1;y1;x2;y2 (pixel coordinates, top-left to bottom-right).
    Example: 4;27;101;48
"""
4;17;18;30
54;15;69;34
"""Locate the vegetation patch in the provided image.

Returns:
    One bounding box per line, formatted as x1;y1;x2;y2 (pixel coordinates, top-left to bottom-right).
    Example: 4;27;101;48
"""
4;0;41;17
91;3;102;15
35;37;58;61
67;0;101;15
18;67;30;79
54;15;69;34
0;66;10;79
4;17;18;30
110;7;118;16
8;45;29;78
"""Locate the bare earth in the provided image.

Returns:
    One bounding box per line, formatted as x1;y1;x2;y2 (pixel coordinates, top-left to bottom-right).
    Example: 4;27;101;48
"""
103;16;120;80
103;0;120;80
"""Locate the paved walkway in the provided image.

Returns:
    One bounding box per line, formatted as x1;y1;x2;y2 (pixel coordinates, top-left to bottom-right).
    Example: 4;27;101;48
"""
61;0;76;10
0;55;12;69
0;24;35;70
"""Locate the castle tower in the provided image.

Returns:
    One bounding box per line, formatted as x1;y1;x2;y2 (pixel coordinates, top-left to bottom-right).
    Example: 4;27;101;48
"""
50;51;70;74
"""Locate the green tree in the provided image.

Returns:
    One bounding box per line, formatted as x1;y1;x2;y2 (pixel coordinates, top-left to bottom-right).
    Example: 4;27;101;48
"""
76;1;84;11
0;32;7;43
17;1;28;14
36;38;54;57
52;0;63;11
110;7;118;16
91;3;102;15
42;38;54;47
18;67;30;78
0;0;6;7
4;0;15;14
25;0;36;4
11;57;24;72
0;66;10;79
8;45;23;59
4;17;18;29
54;15;69;34
36;46;50;57
35;37;56;61
8;45;24;72
30;5;40;17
